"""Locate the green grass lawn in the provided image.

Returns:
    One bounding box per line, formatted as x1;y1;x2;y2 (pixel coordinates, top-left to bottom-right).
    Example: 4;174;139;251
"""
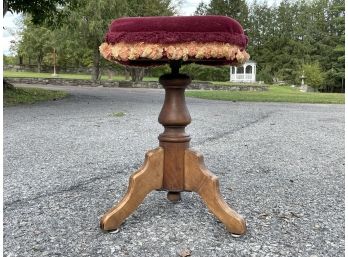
186;86;344;104
3;71;158;81
209;81;267;87
4;87;68;106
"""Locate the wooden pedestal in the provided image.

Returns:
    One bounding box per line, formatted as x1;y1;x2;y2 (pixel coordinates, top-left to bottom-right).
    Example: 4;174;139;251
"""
100;63;246;235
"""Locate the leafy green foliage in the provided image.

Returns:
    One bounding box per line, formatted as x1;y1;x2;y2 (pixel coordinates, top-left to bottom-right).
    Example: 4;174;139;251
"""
300;63;325;89
200;0;345;92
146;65;171;77
181;64;229;81
3;0;77;24
3;55;17;65
16;16;54;72
126;0;175;16
60;0;175;81
11;0;176;82
203;0;249;27
8;0;345;92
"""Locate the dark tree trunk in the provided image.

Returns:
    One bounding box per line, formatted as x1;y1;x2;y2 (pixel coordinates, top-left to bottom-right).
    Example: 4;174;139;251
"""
92;46;100;82
37;60;42;73
124;67;129;80
37;54;44;73
3;0;8;16
128;67;145;82
19;55;23;65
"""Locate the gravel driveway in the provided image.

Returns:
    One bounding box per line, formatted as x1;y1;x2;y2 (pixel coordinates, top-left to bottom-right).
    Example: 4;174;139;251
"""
3;84;344;257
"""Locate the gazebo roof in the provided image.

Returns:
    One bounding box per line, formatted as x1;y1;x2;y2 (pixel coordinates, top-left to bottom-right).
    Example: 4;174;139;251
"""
245;60;256;64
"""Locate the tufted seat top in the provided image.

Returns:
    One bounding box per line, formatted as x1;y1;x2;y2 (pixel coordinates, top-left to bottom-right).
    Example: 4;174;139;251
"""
99;15;249;66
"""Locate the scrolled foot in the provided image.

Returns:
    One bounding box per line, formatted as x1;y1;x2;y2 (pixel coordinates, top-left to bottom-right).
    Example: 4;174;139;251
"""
184;149;246;235
100;147;164;231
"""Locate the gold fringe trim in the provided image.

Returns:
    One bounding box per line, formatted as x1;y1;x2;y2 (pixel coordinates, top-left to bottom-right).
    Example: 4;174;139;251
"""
99;42;249;64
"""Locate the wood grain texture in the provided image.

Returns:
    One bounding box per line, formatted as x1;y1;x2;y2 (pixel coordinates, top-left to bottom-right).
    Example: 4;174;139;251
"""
160;141;188;191
184;149;247;235
100;147;164;231
158;72;191;192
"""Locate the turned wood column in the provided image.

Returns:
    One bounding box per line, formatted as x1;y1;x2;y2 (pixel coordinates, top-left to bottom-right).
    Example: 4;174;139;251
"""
158;65;191;200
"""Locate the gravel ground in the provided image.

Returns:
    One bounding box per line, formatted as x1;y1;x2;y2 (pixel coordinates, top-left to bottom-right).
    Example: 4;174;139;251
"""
3;84;344;257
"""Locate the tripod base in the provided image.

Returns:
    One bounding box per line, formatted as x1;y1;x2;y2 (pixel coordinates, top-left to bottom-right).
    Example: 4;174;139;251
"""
100;147;246;235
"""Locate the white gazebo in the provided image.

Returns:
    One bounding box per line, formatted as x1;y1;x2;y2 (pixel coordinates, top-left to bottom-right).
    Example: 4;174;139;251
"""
230;60;257;83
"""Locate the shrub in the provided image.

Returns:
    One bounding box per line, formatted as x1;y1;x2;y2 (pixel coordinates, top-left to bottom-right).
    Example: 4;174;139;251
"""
299;62;325;89
181;64;229;81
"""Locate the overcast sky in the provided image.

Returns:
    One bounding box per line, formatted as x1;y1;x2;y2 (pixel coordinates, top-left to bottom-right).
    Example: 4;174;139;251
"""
3;12;21;55
2;0;279;55
180;0;210;15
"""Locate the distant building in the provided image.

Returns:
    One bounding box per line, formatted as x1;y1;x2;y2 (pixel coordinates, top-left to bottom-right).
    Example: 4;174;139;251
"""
230;60;257;83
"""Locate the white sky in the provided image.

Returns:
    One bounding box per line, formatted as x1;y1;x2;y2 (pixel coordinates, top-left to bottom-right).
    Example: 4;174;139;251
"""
2;0;279;55
180;0;280;15
180;0;210;15
3;12;22;55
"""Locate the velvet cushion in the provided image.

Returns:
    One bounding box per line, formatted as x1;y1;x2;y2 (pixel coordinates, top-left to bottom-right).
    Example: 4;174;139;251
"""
100;15;249;66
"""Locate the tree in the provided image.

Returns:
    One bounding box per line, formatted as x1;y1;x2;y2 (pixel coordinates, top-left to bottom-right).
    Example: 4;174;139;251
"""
17;16;54;73
126;0;175;17
304;0;345;92
3;0;77;24
12;16;94;72
205;0;249;27
3;55;17;65
57;0;175;82
194;1;208;15
301;63;325;90
55;0;127;81
9;0;177;82
328;0;344;92
3;0;76;90
247;1;277;82
235;0;344;91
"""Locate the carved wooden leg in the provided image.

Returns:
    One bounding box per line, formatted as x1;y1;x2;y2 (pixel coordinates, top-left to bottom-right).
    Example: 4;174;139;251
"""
100;147;164;231
184;149;246;235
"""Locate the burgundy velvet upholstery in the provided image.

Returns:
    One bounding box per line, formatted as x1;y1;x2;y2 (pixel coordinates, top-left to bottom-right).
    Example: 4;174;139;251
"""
105;16;248;49
101;15;249;66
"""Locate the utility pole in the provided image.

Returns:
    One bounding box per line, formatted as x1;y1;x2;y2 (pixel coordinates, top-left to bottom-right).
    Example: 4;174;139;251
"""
52;48;57;77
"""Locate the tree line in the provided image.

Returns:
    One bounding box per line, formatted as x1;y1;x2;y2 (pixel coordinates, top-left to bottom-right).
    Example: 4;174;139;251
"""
196;0;344;92
4;0;345;92
6;0;175;82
